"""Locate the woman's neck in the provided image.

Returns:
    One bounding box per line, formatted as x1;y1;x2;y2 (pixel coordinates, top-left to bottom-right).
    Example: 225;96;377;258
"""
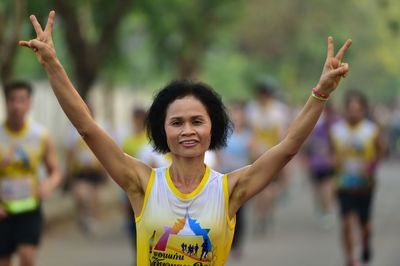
169;155;206;192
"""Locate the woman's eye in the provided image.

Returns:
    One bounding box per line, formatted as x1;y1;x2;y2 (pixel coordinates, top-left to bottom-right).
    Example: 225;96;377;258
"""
193;120;203;125
171;121;182;126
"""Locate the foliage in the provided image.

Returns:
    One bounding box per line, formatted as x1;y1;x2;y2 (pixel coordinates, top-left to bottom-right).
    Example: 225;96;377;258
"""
237;0;400;103
5;0;400;104
137;0;243;78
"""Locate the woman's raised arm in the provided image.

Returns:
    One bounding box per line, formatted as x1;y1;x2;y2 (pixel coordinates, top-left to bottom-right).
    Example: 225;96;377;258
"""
227;37;352;218
19;11;150;193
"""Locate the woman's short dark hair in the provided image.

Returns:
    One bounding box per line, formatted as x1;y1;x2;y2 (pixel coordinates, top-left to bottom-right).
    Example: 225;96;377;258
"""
147;80;233;154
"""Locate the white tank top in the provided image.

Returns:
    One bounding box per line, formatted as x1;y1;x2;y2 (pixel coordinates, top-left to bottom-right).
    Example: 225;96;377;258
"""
0;121;47;213
136;166;235;265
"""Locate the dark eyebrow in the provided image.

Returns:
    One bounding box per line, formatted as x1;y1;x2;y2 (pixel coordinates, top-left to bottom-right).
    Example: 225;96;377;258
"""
191;115;205;120
168;115;205;120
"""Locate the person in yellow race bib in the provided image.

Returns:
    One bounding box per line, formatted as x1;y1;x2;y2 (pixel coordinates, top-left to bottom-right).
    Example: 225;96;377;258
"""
0;81;62;266
331;90;383;266
20;11;351;265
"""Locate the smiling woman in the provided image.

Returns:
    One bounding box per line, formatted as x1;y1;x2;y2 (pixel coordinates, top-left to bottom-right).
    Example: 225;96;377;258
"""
146;80;232;155
19;10;351;266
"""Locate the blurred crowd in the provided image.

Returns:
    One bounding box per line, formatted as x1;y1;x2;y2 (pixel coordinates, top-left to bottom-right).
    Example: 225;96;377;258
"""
3;79;400;266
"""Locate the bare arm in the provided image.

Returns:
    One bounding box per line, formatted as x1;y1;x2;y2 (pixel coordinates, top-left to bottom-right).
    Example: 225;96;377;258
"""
367;127;385;174
38;135;62;198
227;37;352;218
19;11;150;198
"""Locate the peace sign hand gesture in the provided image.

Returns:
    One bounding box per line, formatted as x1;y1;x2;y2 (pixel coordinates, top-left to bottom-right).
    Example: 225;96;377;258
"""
19;11;56;66
315;36;352;97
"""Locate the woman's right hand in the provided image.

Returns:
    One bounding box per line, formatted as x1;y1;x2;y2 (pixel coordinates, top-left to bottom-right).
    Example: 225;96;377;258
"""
19;10;57;66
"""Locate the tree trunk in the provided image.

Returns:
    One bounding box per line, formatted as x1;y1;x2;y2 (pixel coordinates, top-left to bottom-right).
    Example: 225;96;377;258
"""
54;0;132;101
0;0;25;85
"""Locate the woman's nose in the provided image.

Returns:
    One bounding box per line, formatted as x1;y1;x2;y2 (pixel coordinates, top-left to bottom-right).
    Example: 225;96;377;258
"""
181;123;195;135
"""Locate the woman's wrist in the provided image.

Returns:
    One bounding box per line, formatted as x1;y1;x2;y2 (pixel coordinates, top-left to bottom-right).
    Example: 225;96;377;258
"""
314;84;332;97
44;56;63;73
311;86;330;101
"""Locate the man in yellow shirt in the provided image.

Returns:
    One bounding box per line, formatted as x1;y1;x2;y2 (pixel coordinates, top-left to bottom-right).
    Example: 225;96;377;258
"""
0;81;61;266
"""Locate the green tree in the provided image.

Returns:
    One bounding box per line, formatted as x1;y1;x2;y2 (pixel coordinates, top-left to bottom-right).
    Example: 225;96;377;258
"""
138;0;242;79
53;0;133;100
0;0;25;85
236;0;400;103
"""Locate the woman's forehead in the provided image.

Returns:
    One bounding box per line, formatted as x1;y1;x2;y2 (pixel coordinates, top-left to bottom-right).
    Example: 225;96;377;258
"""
166;95;208;118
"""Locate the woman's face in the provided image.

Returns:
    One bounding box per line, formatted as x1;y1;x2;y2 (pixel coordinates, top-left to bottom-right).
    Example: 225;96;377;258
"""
164;95;212;158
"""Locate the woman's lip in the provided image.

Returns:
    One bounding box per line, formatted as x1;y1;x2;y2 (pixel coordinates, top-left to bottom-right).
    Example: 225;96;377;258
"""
179;140;199;147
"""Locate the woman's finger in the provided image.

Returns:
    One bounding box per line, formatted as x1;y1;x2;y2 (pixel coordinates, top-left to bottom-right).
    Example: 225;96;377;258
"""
335;39;352;61
19;40;40;52
29;39;45;50
326;36;334;59
30;15;44;36
44;10;56;34
328;63;349;78
19;40;31;48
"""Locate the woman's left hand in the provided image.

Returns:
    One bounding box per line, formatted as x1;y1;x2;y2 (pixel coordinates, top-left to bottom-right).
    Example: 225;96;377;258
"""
316;36;352;96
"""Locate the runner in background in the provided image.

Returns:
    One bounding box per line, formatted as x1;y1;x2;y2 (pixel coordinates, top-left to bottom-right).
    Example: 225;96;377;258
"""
331;90;384;266
305;102;337;228
64;104;108;235
0;81;62;266
216;100;253;258
246;81;290;234
122;107;168;265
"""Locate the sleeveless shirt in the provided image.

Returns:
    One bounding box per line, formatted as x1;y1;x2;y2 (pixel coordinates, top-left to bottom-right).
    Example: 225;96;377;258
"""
136;166;235;265
0;121;47;214
331;119;378;189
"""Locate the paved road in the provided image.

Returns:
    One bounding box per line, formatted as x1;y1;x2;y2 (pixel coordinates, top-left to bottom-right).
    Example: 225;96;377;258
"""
36;161;400;266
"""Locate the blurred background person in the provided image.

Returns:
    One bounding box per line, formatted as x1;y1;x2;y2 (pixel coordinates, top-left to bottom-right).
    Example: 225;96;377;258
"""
246;80;290;234
304;102;337;228
121;107;168;265
384;102;400;160
216;100;253;259
331;90;384;266
0;81;61;266
64;104;108;235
